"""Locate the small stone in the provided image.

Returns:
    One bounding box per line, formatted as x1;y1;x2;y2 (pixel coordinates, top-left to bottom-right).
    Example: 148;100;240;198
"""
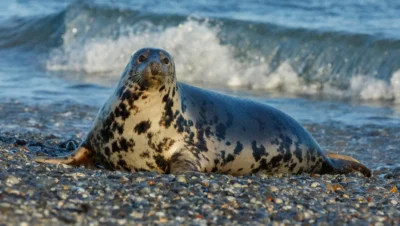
389;185;397;193
131;211;144;219
326;183;345;193
327;198;336;204
176;175;187;184
269;186;279;192
117;219;127;225
274;198;283;204
209;183;220;192
282;205;292;210
6;175;20;187
140;187;151;195
57;192;68;200
226;196;236;202
311;182;320;188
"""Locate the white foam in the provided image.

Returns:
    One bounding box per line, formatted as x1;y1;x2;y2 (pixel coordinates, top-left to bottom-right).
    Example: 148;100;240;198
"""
391;69;400;102
47;20;265;84
346;70;400;102
46;19;400;102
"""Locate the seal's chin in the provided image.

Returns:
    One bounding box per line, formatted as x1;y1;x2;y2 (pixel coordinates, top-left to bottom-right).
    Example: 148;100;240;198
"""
144;75;163;86
140;72;172;90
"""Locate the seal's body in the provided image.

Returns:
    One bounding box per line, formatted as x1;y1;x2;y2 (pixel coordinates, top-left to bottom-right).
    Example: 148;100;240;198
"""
35;48;371;177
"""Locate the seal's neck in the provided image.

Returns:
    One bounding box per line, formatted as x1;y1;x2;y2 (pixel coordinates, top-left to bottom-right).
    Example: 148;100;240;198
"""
115;82;181;126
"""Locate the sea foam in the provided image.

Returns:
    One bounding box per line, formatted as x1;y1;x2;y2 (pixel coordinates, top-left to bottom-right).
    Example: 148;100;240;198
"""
46;19;400;102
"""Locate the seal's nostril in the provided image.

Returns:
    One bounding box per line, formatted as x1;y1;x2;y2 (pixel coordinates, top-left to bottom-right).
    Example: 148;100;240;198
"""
150;62;161;75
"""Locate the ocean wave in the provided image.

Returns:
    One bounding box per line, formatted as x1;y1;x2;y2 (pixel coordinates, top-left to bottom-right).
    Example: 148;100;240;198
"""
2;1;400;102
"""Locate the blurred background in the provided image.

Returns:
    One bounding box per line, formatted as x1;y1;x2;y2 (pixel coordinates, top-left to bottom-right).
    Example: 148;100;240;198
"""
1;0;400;128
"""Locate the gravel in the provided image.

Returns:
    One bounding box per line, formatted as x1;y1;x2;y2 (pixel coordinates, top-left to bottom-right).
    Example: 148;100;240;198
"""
0;101;399;225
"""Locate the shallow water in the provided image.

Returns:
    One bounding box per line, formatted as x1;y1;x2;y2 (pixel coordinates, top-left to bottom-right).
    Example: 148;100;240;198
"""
0;0;399;170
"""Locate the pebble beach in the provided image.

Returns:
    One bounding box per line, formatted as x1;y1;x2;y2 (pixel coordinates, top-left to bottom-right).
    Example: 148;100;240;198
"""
2;0;400;225
0;101;399;225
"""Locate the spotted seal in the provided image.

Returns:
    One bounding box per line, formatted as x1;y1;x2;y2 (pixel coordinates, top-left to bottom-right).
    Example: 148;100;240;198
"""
35;48;371;177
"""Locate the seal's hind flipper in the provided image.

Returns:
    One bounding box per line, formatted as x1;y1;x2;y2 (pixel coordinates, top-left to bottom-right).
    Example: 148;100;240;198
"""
326;153;371;177
35;146;93;166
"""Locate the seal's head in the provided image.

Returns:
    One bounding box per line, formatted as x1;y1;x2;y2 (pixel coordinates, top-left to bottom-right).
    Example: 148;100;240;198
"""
121;48;176;91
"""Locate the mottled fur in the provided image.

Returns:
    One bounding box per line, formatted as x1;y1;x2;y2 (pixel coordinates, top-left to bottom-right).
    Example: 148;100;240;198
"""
35;48;371;177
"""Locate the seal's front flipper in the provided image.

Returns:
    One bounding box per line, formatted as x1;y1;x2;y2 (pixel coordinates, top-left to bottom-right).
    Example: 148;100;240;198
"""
326;153;371;177
169;150;201;174
35;146;93;166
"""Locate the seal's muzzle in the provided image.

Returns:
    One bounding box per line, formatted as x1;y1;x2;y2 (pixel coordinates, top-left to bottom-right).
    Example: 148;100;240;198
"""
149;61;162;76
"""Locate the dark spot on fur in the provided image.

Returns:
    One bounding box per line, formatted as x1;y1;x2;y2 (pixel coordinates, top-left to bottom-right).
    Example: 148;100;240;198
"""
269;154;283;169
233;141;243;155
140;151;151;158
119;89;141;109
104;147;111;157
283;152;292;162
174;110;180;118
205;127;211;138
175;115;186;133
251;140;266;162
134;120;151;135
289;162;297;171
295;146;304;163
117;159;130;171
155;137;175;153
146;162;155;169
154;155;168;172
193;121;207;151
119;137;129;151
100;112;115;144
215;123;226;141
114;102;130;120
117;124;124;135
159;85;165;92
220;150;226;161
112;141;120;153
238;168;243;172
225;154;235;163
181;97;187;113
160;93;174;128
225;141;231;146
252;158;268;174
200;105;207;121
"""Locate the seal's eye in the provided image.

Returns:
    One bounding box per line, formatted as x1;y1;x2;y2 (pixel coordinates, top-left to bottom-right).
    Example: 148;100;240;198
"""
162;57;170;65
138;55;147;63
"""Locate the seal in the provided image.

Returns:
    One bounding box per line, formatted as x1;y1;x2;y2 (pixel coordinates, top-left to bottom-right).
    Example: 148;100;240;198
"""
35;48;371;177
